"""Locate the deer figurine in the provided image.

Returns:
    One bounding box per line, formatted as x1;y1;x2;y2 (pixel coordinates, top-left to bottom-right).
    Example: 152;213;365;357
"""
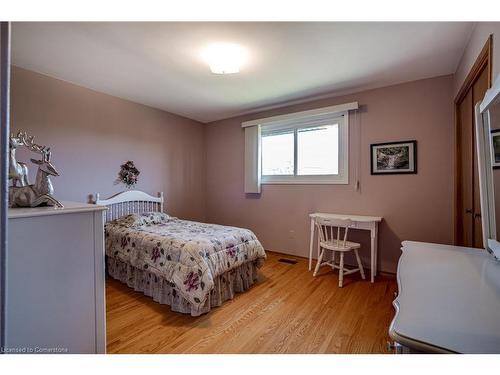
9;133;63;208
8;132;29;187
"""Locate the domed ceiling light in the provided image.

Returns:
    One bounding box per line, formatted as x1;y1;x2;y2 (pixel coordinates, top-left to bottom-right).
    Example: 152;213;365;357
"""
201;43;248;74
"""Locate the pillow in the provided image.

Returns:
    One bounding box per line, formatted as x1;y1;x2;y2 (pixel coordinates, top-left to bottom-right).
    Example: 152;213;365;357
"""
110;212;172;227
137;211;172;225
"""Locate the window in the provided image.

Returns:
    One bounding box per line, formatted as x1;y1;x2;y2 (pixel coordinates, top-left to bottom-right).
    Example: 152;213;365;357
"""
297;124;338;175
261;130;294;175
260;113;348;184
243;102;356;192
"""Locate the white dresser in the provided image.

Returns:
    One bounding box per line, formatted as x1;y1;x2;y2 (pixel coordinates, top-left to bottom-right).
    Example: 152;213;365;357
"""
6;202;107;354
389;241;500;353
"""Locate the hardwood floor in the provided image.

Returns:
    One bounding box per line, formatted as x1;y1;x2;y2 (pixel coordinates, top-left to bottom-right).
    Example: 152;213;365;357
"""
106;251;397;353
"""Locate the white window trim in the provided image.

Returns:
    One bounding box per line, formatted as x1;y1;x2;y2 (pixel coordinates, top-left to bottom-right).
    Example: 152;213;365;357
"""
241;101;358;128
260;112;349;185
242;102;357;192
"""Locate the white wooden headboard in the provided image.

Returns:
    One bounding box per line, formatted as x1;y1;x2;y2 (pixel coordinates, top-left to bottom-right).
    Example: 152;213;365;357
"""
94;190;164;222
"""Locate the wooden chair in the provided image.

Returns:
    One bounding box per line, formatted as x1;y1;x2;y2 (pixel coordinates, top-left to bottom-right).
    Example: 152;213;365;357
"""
313;218;366;287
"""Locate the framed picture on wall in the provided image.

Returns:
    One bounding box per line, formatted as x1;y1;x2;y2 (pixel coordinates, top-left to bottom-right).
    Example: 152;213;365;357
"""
370;140;417;175
491;129;500;169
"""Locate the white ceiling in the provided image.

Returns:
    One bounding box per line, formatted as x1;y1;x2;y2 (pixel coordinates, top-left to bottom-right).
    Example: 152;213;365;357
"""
12;22;474;123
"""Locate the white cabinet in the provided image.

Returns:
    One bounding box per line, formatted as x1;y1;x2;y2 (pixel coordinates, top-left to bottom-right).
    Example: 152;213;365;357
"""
6;202;107;354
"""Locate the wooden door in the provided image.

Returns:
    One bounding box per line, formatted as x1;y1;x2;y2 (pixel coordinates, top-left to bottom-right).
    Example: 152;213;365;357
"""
455;35;492;248
457;90;474;247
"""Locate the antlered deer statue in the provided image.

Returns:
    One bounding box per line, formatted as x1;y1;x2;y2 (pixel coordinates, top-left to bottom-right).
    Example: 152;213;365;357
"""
8;131;63;208
8;133;29;187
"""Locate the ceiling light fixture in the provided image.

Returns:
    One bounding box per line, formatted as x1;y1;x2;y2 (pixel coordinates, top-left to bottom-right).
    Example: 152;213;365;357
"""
201;43;248;74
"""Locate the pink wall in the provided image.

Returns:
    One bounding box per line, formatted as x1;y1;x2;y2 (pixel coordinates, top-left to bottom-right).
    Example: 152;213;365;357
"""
205;76;455;273
10;66;455;273
10;66;206;221
454;22;500;96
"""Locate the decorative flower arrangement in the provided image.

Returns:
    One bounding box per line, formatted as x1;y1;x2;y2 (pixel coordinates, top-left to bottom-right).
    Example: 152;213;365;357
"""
116;160;140;188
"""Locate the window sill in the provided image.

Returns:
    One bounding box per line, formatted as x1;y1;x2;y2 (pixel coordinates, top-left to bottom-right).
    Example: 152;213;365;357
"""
261;176;349;185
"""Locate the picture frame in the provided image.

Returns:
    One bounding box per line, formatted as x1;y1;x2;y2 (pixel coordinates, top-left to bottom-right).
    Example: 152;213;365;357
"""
370;140;417;175
490;129;500;169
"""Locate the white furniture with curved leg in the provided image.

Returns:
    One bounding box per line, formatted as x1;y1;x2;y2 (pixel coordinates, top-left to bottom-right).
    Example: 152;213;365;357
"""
313;218;365;287
309;213;382;282
389;241;500;353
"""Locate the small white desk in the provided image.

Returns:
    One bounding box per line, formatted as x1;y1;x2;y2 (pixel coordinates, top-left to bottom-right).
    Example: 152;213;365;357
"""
309;213;383;282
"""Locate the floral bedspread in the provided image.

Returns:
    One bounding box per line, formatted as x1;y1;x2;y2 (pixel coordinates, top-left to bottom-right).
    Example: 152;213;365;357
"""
105;212;266;308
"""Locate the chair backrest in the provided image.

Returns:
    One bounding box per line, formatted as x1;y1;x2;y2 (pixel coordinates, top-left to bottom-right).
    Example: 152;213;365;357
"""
315;218;354;248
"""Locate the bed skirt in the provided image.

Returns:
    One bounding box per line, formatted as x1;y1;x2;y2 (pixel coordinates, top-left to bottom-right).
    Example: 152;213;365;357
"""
107;257;261;316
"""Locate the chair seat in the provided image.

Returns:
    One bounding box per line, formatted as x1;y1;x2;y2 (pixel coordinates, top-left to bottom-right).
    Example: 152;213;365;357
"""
320;239;361;252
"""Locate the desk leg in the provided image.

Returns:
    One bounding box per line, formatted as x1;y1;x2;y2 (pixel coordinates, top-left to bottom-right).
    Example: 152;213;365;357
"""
374;223;379;277
370;223;378;283
370;227;377;283
309;218;315;271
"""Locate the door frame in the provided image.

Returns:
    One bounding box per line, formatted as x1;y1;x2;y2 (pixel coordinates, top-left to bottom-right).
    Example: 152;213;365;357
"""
454;34;493;245
0;21;11;351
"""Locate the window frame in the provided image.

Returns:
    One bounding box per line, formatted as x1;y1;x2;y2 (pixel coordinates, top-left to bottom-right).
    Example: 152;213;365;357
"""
260;111;349;185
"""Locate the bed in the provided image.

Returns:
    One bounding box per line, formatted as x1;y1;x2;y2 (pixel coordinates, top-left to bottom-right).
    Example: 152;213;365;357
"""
95;190;266;316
